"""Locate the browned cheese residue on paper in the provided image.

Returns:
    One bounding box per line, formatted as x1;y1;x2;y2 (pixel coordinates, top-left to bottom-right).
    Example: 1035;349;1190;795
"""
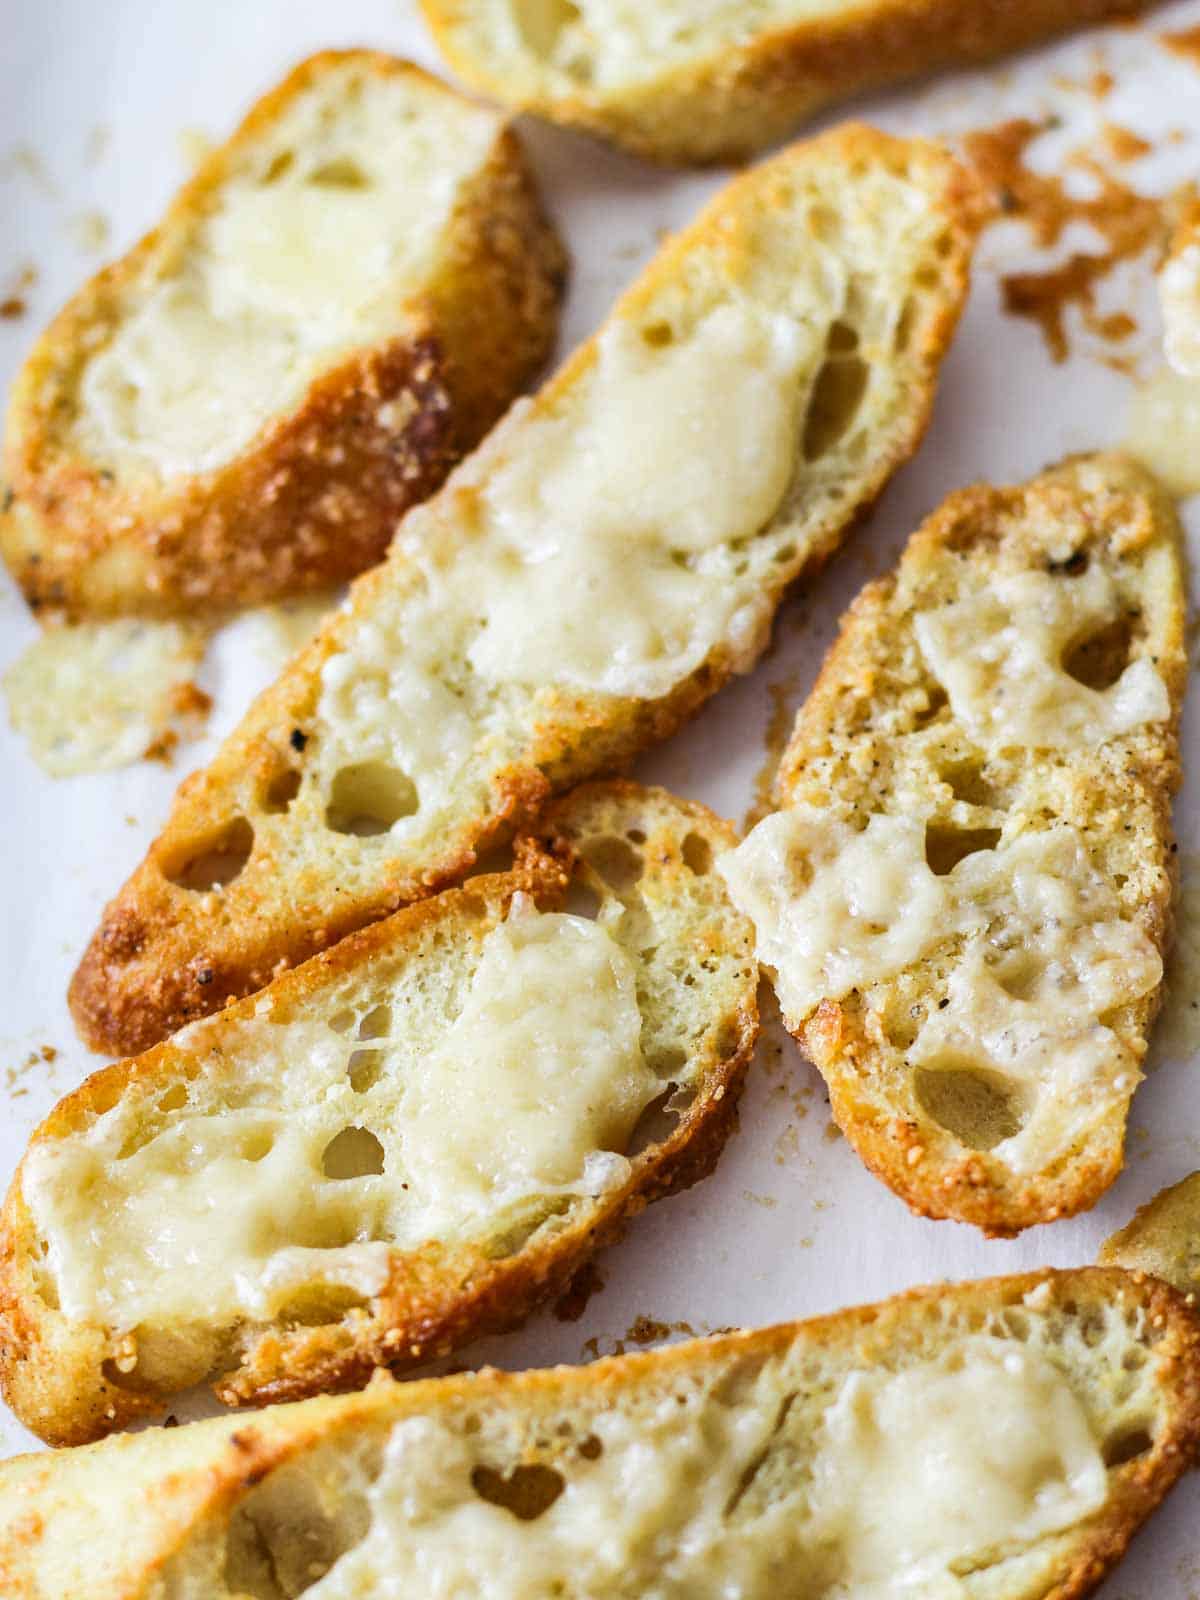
963;118;1166;363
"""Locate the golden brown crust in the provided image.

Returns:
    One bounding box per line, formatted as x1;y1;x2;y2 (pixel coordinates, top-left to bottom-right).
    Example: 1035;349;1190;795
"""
0;52;566;620
68;123;981;1058
773;454;1187;1236
0;1269;1196;1599
421;0;1154;166
4;781;759;1445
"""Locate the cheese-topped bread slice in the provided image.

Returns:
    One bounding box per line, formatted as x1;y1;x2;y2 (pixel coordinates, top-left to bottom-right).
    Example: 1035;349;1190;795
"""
1;1269;1197;1600
421;0;1154;166
1;783;756;1446
0;51;565;620
719;455;1186;1236
67;123;980;1057
1100;1173;1200;1299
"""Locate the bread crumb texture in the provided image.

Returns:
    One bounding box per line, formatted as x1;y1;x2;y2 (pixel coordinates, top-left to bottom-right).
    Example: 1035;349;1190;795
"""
720;454;1186;1236
67;122;980;1057
0;1269;1197;1599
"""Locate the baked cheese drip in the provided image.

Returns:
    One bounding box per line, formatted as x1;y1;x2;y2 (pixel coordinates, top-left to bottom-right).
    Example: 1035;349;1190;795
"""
23;907;659;1326
720;816;1160;1173
71;80;499;479
301;1337;1105;1598
3;618;208;776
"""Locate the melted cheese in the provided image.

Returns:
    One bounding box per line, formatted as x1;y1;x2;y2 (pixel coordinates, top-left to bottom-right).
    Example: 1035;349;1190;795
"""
3;618;208;776
301;1336;1104;1598
913;567;1168;752
24;908;658;1327
721;810;1160;1168
1160;231;1200;377
809;1339;1107;1592
716;810;952;1020
913;831;1160;1173
72;76;499;478
308;296;818;829
463;307;809;697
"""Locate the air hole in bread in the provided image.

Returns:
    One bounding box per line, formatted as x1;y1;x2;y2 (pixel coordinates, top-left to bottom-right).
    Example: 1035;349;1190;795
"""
1047;549;1089;577
329;1009;357;1035
347;1049;384;1093
826;319;860;354
626;827;646;844
263;767;302;813
325;762;418;836
882;1007;922;1051
578;1432;603;1459
261;149;294;184
513;0;584;61
583;835;643;891
924;825;1002;876
1062;613;1135;691
565;879;602;919
913;684;948;728
991;950;1044;1002
627;1085;682;1157
223;1464;368;1597
239;1128;275;1164
914;1061;1025;1150
307;155;371;188
158;1084;188;1113
466;840;517;878
802;346;868;462
894;296;918;350
356;1004;391;1041
940;759;997;808
163;816;254;891
471;1462;565;1520
681;832;712;875
641;321;674;347
321;1126;385;1179
1103;1424;1154;1467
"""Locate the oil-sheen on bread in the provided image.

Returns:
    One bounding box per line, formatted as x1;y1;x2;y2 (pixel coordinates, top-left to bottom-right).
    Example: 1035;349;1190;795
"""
719;455;1186;1237
421;0;1154;165
68;122;981;1057
1;1269;1198;1599
0;51;565;619
2;783;757;1446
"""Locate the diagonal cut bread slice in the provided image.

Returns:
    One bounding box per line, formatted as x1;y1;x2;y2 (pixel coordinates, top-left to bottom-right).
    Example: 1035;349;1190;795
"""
68;122;982;1057
0;51;566;621
420;0;1154;166
1;782;757;1446
1100;1172;1200;1299
1;1268;1198;1599
719;455;1186;1237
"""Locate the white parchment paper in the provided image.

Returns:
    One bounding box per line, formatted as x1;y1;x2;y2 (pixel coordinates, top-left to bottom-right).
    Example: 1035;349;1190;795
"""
3;4;1200;1591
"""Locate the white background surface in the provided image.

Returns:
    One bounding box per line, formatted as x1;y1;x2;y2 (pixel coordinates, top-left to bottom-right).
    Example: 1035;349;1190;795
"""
3;2;1200;1592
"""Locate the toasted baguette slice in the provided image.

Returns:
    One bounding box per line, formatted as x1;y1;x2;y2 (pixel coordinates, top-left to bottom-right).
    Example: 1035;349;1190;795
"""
0;51;565;621
1101;1173;1200;1299
2;783;757;1446
719;455;1186;1236
68;123;981;1057
2;1269;1198;1600
421;0;1153;166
